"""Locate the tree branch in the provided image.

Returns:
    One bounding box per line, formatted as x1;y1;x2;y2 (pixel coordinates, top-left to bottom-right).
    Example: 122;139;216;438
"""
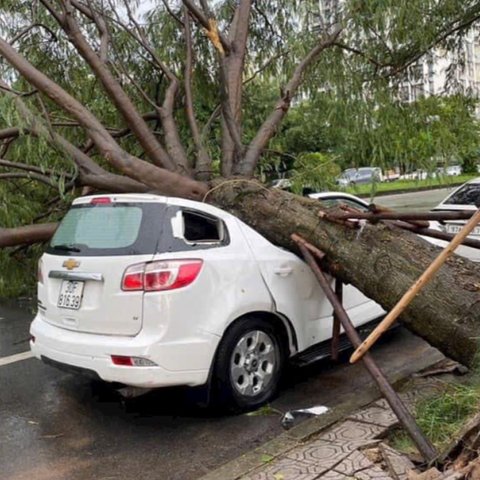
181;0;231;54
41;0;178;171
0;158;74;179
118;3;192;173
184;7;212;178
0;127;21;140
161;0;184;26
0;38;208;199
0;172;61;188
0;223;58;248
235;27;342;177
10;23;58;44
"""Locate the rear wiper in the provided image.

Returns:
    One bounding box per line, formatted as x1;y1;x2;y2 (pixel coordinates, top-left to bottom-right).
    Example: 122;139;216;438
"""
51;244;82;252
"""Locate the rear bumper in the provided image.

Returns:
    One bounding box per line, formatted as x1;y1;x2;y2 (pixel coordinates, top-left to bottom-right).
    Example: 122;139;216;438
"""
30;314;217;388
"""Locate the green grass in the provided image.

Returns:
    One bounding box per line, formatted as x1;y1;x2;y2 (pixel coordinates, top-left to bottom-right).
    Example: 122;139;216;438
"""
390;380;480;453
344;174;478;197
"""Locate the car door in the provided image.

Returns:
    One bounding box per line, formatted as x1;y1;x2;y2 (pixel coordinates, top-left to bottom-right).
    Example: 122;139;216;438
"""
238;221;337;350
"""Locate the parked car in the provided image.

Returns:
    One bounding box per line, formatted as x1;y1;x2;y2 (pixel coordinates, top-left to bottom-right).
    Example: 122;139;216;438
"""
31;193;385;410
336;167;382;187
436;165;462;177
308;191;370;210
445;165;462;176
428;177;480;262
270;178;292;190
399;170;429;181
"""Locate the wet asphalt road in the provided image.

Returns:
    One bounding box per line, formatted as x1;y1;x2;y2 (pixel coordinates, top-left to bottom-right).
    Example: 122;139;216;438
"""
0;302;443;480
373;187;453;211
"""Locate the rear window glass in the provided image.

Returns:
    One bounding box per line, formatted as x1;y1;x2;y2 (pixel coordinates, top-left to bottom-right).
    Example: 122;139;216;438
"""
444;185;480;206
52;205;143;249
47;202;167;256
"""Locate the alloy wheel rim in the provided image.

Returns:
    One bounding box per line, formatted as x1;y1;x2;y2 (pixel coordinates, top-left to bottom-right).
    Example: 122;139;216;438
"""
230;330;277;397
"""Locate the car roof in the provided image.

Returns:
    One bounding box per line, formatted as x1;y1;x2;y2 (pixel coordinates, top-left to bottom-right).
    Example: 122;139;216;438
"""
72;193;238;221
308;191;369;205
465;176;480;184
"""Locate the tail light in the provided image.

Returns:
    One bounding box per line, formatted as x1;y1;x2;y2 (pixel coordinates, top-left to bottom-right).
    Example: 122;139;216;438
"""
37;258;44;284
121;259;203;292
122;263;144;291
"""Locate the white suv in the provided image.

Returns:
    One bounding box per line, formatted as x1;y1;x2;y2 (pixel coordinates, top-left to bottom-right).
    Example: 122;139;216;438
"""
31;194;384;410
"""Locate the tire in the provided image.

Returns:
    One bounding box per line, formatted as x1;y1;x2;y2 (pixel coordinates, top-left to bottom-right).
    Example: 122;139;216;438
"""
212;317;285;412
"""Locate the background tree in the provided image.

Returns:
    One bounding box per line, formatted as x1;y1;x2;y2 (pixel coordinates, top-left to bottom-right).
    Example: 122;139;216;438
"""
0;0;479;367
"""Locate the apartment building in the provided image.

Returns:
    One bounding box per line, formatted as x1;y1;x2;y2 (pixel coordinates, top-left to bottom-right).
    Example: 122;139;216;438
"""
318;0;480;104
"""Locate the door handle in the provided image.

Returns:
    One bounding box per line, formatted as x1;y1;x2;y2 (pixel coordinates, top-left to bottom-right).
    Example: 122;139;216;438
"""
274;267;293;276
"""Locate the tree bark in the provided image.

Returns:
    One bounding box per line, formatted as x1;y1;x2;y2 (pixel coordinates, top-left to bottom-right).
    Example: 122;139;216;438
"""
211;182;480;368
0;223;57;247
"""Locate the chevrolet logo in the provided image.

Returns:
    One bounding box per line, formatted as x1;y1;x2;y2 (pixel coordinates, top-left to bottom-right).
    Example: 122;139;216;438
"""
63;259;80;270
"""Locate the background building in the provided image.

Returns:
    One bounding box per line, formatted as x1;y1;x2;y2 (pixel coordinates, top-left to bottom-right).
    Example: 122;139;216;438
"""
318;0;480;106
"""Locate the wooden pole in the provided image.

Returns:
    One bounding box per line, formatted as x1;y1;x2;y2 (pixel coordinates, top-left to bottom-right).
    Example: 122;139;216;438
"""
331;279;342;361
292;236;437;462
350;208;480;365
328;209;475;222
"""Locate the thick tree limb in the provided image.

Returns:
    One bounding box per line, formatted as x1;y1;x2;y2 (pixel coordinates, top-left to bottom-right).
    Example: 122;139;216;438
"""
0;38;208;199
107;2;192;173
70;0;109;62
184;7;212;179
211;182;480;369
41;0;178;171
0;127;21;140
218;0;252;176
0;223;58;248
181;0;247;175
236;27;342;177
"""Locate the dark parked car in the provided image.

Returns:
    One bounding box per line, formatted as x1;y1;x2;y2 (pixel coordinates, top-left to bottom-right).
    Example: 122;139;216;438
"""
336;167;382;187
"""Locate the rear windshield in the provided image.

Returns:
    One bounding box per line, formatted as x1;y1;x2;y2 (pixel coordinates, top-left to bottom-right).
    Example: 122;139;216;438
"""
47;203;165;256
444;184;480;206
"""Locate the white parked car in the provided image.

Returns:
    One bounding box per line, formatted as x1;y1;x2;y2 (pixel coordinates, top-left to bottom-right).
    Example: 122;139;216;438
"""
445;165;462;176
31;193;385;410
428;177;480;262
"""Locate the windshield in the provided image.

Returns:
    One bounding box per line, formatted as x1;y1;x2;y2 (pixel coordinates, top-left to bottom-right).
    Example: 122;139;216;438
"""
444;184;480;206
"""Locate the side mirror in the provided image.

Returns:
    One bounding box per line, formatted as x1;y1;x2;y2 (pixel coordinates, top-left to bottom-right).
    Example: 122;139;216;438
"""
171;211;185;239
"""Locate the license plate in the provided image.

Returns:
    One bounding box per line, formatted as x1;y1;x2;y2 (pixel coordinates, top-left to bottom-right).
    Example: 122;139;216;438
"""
446;224;480;236
58;280;85;310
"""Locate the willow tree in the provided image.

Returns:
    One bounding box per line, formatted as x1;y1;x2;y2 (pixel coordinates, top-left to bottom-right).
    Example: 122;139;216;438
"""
0;0;479;366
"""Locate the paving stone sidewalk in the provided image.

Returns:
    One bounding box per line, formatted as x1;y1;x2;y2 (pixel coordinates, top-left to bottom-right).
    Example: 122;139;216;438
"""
225;378;445;480
241;396;405;480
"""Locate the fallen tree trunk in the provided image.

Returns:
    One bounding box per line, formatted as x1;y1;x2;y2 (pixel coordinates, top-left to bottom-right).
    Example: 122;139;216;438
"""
2;181;479;367
211;181;480;368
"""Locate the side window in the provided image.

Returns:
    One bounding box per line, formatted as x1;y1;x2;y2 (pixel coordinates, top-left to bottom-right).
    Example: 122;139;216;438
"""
183;210;225;243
